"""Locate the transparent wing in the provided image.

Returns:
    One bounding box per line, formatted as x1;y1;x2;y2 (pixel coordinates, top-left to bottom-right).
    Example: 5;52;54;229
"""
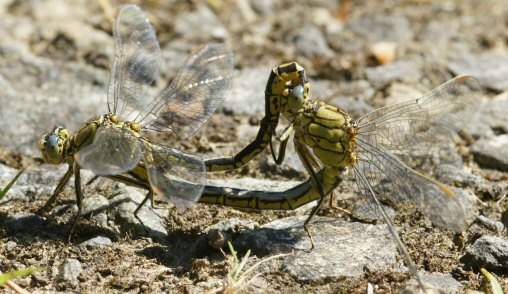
355;136;467;232
141;141;205;208
138;43;234;139
353;166;422;282
356;76;481;161
107;4;161;118
75;125;142;176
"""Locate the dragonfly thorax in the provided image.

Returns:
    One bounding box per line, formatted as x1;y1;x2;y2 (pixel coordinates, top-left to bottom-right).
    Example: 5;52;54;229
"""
295;101;358;168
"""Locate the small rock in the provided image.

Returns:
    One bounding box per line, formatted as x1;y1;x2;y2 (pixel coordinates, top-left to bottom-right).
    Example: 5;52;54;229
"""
82;194;109;215
58;258;82;284
206;178;302;196
234;216;402;281
207;218;259;232
405;272;463;293
78;236;112;251
384;82;426;106
370;41;397;65
174;5;228;42
250;0;274;16
366;59;422;88
109;187;168;241
448;53;508;91
461;236;508;270
435;164;485;187
5;240;17;252
347;14;413;43
477;215;504;233
224;67;267;115
471;134;508;171
463;100;508;139
294;24;333;58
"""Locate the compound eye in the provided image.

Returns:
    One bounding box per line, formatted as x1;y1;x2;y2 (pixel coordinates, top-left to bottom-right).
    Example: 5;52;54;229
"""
291;85;305;102
45;134;61;158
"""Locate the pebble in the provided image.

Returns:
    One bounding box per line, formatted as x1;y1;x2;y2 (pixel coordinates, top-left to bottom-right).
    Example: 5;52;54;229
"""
370;41;397;65
448;53;508;91
234;216;402;281
463;100;508;140
58;258;82;284
174;5;228;42
109;187;168;241
223;67;267;115
461;236;508;270
352;199;395;223
435;164;485;187
365;59;422;88
347;14;413;43
294;24;333;58
78;236;112;251
470;134;508;171
82;194;109;215
403;272;462;293
477;215;505;233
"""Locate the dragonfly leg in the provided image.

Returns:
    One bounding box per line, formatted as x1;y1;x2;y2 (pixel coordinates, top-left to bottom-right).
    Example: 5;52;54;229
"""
39;164;73;213
105;174;152;227
270;124;293;165
68;165;82;242
295;141;329;250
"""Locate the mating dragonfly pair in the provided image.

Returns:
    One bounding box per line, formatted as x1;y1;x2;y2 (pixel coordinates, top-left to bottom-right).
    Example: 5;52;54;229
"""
38;4;480;286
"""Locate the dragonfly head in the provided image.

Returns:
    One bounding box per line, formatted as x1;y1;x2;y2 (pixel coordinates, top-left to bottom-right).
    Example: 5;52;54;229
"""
39;126;69;164
282;84;309;119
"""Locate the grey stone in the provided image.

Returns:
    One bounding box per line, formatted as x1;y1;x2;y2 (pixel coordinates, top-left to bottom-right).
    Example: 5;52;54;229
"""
82;194;109;215
461;236;508;270
207;218;259;233
347;14;413;43
477;215;505;233
58;258;82;284
206;178;302;195
234;216;402;281
452;187;478;226
109;187;168;241
5;240;17;252
223;67;267;115
471;134;508;171
0;54;107;156
464;100;508;139
78;236;112;251
294;24;333;58
404;272;463;293
174;5;228;42
366;60;422;88
384;83;426;106
435;164;486;187
250;0;274;16
448;53;508;91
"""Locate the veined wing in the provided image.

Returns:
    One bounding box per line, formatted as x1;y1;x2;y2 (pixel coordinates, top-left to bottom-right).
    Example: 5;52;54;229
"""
107;4;161;118
75;125;142;175
355;136;467;232
356;76;481;159
141;141;205;208
139;43;234;139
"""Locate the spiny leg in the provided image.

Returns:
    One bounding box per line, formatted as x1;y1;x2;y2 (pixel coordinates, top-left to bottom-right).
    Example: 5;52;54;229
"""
39;164;73;213
270;124;293;165
105;174;153;230
68;165;82;242
295;141;328;250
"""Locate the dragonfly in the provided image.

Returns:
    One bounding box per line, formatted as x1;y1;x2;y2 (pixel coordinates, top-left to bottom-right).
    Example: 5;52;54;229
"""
199;62;481;285
38;4;233;239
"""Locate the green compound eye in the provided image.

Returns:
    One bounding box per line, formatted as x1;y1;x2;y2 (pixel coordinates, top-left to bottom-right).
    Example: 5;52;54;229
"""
45;134;61;159
291;85;305;101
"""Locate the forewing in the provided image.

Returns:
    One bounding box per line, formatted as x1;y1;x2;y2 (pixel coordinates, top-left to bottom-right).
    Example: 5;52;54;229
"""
356;76;481;160
142;142;205;208
140;43;234;139
355;136;467;232
75;125;142;175
107;4;161;118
